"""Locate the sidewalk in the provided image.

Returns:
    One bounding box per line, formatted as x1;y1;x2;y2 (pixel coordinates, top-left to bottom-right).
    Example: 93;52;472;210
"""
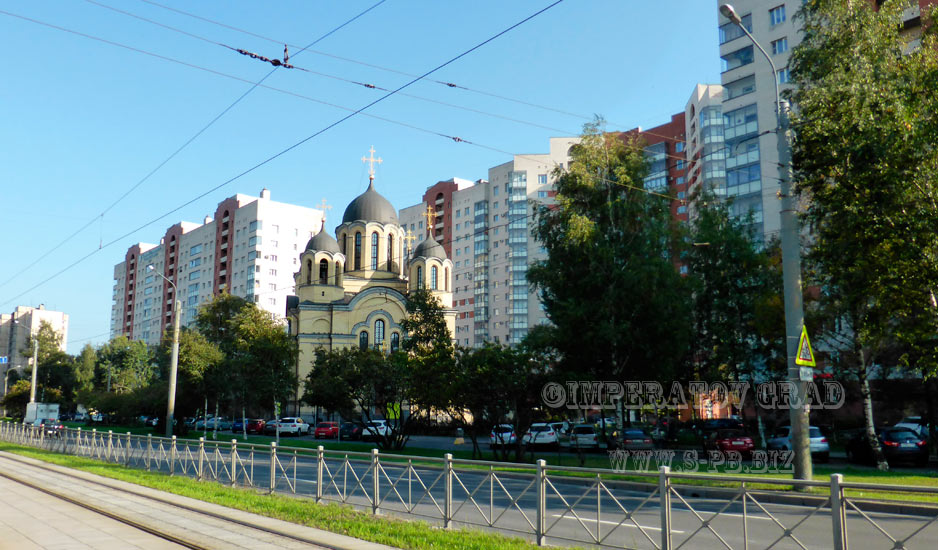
0;451;398;550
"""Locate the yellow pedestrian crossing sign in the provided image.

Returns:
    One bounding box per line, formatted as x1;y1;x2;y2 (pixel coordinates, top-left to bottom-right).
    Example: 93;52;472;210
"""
796;325;816;367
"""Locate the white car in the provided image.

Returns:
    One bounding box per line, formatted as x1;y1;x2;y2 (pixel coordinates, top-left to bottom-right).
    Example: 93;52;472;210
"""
362;420;390;441
767;426;829;462
276;417;310;436
489;424;517;448
570;424;599;450
522;423;560;449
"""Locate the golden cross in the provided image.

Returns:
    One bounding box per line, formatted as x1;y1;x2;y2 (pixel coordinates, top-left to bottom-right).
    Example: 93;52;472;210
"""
361;146;383;181
422;204;435;233
404;229;417;253
318;198;332;224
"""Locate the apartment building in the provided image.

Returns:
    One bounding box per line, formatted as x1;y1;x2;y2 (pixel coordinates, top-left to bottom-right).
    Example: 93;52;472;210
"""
0;305;69;383
110;189;323;346
399;137;577;348
685;83;727;214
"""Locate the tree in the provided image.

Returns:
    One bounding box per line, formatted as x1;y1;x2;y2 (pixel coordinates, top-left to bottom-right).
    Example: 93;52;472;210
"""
94;336;153;394
400;290;457;424
527;120;692;418
75;344;96;394
789;0;938;469
1;380;63;418
154;328;223;418
21;320;64;366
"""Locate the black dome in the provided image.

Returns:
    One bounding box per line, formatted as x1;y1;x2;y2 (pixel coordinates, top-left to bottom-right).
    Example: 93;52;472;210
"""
305;230;340;254
413;236;447;260
342;181;399;225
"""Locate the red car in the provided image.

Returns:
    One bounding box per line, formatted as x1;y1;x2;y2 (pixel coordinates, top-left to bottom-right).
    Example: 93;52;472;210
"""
314;421;339;439
704;429;754;456
245;419;266;435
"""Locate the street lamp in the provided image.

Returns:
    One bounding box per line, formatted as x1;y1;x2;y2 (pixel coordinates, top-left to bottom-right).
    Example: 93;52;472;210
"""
147;264;182;438
3;366;23;416
720;4;811;481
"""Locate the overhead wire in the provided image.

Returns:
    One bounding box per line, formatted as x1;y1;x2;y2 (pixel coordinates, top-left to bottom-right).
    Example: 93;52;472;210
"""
0;0;566;308
0;0;388;291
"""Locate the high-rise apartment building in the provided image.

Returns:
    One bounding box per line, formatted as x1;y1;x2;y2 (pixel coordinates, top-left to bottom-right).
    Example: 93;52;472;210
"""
400;137;577;348
685;84;727;202
110;189;323;346
1;305;69;397
631;113;690;225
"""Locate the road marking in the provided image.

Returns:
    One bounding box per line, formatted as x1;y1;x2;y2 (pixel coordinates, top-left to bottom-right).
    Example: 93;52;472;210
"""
551;513;684;533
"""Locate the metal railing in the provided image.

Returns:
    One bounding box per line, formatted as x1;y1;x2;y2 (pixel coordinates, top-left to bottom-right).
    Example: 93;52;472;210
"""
2;421;936;550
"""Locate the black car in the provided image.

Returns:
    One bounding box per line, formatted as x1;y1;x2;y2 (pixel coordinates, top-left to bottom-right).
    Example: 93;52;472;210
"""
846;428;928;466
340;422;362;440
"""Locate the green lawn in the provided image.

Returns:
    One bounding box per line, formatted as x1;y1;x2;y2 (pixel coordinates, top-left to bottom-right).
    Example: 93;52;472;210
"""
0;442;575;550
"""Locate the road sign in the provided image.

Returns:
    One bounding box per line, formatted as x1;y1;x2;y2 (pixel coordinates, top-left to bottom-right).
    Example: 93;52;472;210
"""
795;325;816;367
0;356;7;364
799;366;814;382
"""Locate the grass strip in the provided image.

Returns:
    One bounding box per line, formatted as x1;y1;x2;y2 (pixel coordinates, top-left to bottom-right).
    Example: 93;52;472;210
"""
0;442;578;550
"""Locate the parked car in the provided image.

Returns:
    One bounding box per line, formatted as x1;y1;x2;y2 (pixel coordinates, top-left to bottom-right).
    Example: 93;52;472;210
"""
263;419;281;435
522;423;559;449
489;424;517;449
703;429;754;456
32;418;64;436
363;420;390;441
767;426;829;462
893;417;928;440
199;417;231;431
314;421;340;439
340;422;362;440
276;417;310;436
244;419;266;435
616;429;656;451
847;428;928;466
232;418;245;433
570;424;599;450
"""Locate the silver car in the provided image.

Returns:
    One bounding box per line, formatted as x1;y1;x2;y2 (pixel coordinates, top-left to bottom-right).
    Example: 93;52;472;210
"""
767;426;829;462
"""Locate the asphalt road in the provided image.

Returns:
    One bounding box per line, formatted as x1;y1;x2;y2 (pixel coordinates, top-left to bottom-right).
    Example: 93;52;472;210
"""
56;435;938;550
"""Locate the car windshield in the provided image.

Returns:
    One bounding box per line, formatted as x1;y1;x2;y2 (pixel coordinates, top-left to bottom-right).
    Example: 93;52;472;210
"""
573;426;594;434
317;423;332;428
885;430;919;441
623;430;646;438
808;427;823;438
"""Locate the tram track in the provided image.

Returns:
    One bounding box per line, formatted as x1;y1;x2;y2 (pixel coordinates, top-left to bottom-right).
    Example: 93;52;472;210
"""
0;451;352;550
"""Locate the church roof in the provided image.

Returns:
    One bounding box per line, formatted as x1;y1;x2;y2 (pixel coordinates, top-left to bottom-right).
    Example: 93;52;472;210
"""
413;236;447;260
342;181;399;225
305;230;340;254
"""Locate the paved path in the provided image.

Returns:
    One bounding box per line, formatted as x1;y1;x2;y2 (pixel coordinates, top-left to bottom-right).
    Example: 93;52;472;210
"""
0;452;396;550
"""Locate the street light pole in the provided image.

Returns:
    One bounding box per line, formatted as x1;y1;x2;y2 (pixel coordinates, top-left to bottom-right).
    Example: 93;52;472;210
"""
720;4;812;481
148;265;182;438
29;337;38;403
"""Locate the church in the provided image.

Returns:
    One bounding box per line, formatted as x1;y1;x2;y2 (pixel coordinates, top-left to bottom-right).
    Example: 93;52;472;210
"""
286;148;456;415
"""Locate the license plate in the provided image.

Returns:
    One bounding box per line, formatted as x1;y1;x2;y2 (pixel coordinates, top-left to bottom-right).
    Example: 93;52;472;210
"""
732;441;744;445
901;443;915;448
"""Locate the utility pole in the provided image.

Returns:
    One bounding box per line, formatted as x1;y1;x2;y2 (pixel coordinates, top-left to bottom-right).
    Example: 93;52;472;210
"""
165;298;182;437
29;338;38;403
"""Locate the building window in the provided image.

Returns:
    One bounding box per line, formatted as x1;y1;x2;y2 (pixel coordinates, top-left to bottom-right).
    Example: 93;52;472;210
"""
537;191;548;198
772;37;788;55
721;45;754;72
676;142;685;153
189;258;201;268
723;74;756;101
268;269;277;276
248;236;260;246
319;259;328;284
677;206;688;214
431;266;438;290
390;332;400;352
387;233;394;271
190;244;202;255
777;68;790;84
306;260;312;284
445;268;450;291
249;220;261;232
769;5;786;26
417;266;424;289
359;331;368;350
375;319;385;349
719;13;752;44
354;232;362;270
538;174;547;184
371;232;379;270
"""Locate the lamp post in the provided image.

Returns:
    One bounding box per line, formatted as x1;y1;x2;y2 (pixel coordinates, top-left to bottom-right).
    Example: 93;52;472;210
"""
148;264;182;438
720;4;811;481
3;366;23;417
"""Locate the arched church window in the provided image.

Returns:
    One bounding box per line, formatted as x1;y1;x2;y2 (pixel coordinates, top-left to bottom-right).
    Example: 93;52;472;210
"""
306;259;312;284
431;266;438;290
319;259;328;285
417;266;424;289
371;232;379;270
354;232;362;270
359;331;368;350
390;332;400;352
445;268;450;291
375;319;385;349
387;233;394;271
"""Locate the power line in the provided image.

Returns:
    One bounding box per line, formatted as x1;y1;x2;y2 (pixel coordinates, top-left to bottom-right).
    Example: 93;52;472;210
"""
0;0;565;308
0;1;388;292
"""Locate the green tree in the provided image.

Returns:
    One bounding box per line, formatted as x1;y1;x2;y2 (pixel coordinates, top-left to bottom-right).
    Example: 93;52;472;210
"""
790;0;938;469
75;343;96;394
400;290;457;423
154;328;223;418
1;380;64;418
95;336;153;394
527;120;691;413
21;320;64;366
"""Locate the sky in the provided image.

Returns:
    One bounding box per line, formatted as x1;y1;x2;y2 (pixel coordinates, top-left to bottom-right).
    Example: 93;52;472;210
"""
0;0;721;354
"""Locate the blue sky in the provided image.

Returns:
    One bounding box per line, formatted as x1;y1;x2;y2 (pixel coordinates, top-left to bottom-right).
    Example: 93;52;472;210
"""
0;0;721;353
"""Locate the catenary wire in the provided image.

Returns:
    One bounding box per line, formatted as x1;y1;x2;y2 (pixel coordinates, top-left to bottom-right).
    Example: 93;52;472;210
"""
0;0;565;308
0;1;387;292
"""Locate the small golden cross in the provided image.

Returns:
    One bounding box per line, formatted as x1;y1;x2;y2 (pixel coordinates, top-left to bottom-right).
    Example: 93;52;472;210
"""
361;146;383;181
404;229;417;253
422;204;436;232
318;198;332;223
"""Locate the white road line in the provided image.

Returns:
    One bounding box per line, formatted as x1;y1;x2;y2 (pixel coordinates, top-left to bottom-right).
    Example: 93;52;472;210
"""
551;513;685;533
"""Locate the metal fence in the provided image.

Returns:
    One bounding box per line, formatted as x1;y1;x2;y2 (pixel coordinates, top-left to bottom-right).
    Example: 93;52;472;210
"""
2;421;936;550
